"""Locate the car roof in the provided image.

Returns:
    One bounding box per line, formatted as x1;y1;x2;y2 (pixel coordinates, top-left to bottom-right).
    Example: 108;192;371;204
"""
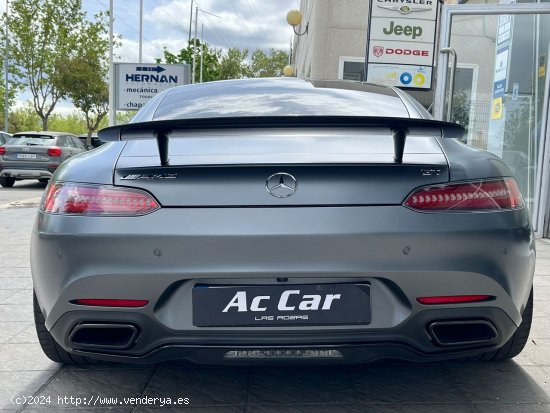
13;131;75;137
131;77;412;123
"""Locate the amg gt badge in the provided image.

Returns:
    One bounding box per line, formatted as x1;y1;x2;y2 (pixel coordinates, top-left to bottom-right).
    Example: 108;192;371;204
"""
121;173;178;180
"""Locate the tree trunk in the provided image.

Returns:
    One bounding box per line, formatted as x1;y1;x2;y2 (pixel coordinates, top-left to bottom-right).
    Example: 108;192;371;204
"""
87;129;93;147
40;115;48;131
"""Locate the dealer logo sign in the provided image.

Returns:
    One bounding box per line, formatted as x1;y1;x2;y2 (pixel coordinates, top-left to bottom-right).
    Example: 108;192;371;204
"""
373;46;384;57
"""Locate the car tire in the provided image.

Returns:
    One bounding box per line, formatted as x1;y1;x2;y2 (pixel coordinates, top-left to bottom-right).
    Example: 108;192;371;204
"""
472;287;533;361
33;291;100;365
37;179;49;183
0;177;15;188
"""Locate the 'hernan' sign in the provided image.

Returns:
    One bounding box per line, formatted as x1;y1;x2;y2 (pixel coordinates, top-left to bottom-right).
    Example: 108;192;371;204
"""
114;63;190;111
365;0;438;90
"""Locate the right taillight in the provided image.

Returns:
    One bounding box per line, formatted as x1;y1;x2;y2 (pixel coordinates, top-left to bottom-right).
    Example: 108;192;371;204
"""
404;178;524;212
41;182;160;216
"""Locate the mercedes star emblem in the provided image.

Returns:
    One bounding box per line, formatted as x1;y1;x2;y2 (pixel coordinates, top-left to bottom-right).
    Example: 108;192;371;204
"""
266;172;298;198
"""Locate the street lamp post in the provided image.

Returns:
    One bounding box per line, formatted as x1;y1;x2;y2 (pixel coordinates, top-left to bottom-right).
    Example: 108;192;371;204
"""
192;6;197;84
4;0;9;132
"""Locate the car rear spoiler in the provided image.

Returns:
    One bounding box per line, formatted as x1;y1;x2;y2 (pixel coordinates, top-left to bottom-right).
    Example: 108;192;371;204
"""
98;116;465;166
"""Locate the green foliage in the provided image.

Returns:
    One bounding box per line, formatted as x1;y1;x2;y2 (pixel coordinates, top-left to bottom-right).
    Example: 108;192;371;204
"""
250;49;289;78
1;0;108;130
156;40;289;82
53;12;109;145
158;39;222;82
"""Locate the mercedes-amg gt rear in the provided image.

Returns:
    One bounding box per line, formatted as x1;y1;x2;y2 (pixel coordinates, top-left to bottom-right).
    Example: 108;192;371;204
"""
31;78;534;365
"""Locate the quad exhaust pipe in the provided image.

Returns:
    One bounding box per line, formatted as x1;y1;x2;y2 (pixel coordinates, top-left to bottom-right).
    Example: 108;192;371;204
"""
428;320;498;346
69;323;138;350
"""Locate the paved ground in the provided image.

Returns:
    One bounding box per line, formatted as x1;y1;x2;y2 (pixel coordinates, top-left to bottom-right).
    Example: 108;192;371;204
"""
0;196;548;412
0;181;45;209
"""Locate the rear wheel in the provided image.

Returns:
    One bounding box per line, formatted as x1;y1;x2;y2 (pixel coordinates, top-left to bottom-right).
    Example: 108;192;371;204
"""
472;288;533;361
0;177;15;188
33;291;100;365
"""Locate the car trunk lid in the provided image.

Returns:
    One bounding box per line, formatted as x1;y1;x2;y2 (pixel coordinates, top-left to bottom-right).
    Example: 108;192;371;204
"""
113;127;449;207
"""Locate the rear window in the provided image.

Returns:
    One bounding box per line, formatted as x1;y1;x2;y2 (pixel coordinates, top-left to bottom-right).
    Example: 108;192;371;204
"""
8;135;55;146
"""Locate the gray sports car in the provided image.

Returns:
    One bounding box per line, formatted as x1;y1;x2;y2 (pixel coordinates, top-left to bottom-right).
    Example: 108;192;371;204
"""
31;78;535;365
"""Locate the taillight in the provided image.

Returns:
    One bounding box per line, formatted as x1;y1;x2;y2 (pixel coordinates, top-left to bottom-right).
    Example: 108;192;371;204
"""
417;295;494;305
403;178;524;211
0;146;5;155
47;147;62;157
41;182;160;215
71;299;149;307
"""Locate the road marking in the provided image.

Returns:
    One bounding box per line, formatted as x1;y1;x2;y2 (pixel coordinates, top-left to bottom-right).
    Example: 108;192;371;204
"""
0;197;42;210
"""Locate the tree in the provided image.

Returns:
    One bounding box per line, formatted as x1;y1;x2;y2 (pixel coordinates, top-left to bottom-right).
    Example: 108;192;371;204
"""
157;39;221;82
218;48;252;80
53;14;110;145
2;0;107;131
251;49;289;78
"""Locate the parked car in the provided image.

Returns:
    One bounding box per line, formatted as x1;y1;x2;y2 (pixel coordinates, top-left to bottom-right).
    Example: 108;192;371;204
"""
0;131;11;145
78;134;104;150
0;131;87;187
31;78;534;365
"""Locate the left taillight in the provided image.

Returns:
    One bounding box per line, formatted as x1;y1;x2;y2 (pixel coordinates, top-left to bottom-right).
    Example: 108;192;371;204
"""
0;146;5;155
403;178;524;212
41;182;160;216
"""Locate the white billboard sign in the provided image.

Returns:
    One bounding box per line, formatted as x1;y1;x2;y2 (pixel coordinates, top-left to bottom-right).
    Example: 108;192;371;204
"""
114;63;190;111
368;41;434;66
367;64;433;89
371;1;437;20
369;18;436;44
366;0;438;90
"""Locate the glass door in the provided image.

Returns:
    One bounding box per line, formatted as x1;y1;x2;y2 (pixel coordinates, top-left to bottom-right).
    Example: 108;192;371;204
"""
434;4;550;236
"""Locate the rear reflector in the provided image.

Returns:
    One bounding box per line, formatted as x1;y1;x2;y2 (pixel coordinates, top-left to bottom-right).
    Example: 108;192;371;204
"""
417;295;494;305
47;147;62;157
72;299;149;307
41;182;160;216
404;178;524;211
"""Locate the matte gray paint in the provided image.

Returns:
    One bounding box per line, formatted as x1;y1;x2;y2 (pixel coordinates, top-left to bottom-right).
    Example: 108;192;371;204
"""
31;78;535;364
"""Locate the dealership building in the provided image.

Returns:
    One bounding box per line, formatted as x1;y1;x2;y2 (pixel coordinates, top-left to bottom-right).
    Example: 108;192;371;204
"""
290;0;550;236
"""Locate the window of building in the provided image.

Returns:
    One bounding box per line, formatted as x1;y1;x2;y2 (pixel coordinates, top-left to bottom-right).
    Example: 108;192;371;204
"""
338;57;365;81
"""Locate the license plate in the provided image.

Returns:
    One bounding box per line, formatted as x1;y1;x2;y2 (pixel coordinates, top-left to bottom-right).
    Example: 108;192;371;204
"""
193;283;371;327
16;153;37;159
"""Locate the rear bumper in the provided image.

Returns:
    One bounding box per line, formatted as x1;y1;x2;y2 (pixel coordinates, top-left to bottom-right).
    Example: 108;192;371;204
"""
52;305;518;364
0;168;53;179
30;205;535;363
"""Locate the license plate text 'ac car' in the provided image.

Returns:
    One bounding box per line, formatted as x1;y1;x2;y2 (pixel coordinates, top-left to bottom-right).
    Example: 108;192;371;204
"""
192;283;371;327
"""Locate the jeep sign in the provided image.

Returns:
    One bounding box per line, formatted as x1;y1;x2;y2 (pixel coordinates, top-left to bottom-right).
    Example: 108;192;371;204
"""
365;0;438;89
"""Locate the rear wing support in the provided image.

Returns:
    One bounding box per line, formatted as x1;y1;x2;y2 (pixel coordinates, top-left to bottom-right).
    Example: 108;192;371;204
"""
98;116;465;167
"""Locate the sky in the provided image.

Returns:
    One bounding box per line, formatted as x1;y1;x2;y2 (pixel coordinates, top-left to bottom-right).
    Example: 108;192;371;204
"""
2;0;299;114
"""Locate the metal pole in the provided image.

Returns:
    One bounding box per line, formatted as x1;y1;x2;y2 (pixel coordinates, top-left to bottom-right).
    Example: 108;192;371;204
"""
192;6;197;84
108;0;116;126
188;0;193;43
138;0;143;63
200;23;204;83
4;0;9;132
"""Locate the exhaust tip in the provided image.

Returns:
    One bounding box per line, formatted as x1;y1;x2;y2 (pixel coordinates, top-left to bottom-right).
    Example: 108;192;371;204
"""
69;323;138;350
428;320;498;346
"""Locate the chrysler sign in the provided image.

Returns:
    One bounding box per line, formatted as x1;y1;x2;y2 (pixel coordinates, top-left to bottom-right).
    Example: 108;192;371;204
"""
365;0;438;89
